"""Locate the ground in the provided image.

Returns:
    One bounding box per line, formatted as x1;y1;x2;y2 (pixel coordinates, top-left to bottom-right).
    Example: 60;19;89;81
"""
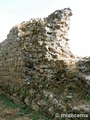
0;93;47;120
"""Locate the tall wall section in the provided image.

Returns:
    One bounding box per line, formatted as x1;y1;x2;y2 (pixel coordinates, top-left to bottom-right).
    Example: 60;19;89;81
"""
0;8;74;91
1;8;90;119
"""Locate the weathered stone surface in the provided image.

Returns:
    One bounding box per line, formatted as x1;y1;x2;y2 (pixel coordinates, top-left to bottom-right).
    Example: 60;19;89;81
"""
0;8;74;90
0;7;90;119
72;107;80;113
31;100;39;111
24;97;30;106
78;105;90;114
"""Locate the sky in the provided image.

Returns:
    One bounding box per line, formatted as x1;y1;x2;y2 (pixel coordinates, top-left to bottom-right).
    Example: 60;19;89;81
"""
0;0;90;57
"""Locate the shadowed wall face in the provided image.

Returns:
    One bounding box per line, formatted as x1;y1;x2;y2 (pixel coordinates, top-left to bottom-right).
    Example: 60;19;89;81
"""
0;8;73;88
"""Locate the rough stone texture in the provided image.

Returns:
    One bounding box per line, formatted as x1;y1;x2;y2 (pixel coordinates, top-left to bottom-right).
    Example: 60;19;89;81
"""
0;8;73;89
0;8;90;119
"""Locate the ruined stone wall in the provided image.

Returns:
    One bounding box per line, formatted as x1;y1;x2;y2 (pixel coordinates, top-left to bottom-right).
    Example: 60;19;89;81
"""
0;8;73;90
0;8;90;119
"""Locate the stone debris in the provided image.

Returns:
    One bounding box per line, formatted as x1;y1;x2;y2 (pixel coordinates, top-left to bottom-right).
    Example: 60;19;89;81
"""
78;105;90;113
72;107;80;113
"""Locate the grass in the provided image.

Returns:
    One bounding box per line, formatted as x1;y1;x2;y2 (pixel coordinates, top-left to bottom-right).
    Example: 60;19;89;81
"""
0;93;18;108
67;89;73;94
86;94;90;101
0;93;30;112
73;85;80;91
63;97;68;103
30;93;36;99
51;86;64;95
0;93;90;120
44;97;50;104
30;111;42;120
0;93;55;120
19;104;30;114
0;93;30;119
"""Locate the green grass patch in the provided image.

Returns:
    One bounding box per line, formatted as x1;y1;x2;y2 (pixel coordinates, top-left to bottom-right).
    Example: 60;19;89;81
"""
0;93;18;108
0;93;30;116
30;111;42;120
86;94;90;101
19;104;30;114
63;97;68;103
44;118;53;120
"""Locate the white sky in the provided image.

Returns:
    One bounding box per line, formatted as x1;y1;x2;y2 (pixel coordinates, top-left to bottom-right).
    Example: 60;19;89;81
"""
0;0;90;57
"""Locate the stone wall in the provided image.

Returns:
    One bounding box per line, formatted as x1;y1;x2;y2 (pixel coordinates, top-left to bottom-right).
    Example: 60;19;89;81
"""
0;8;90;119
0;8;74;95
0;8;74;89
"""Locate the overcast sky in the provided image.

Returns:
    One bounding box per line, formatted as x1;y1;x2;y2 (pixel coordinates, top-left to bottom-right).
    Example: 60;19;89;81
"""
0;0;90;56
